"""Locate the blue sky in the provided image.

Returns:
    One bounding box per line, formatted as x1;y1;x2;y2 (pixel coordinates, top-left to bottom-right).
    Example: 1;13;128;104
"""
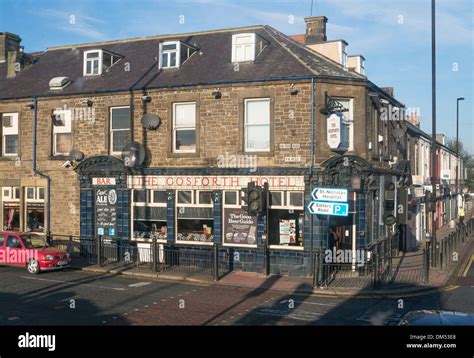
1;0;473;153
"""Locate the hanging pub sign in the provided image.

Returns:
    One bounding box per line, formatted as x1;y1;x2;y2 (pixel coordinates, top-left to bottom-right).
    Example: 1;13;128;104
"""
327;112;349;152
95;188;117;237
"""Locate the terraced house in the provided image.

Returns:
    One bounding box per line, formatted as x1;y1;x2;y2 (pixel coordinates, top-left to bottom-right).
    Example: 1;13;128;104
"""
0;17;411;277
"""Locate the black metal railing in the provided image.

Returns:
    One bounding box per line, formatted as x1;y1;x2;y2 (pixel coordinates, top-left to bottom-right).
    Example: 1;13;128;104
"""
434;217;473;270
50;235;220;280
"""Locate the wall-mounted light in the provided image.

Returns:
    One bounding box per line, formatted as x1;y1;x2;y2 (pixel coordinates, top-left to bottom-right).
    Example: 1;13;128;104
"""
212;88;222;99
83;99;93;107
24;103;35;110
290;83;298;96
141;95;152;102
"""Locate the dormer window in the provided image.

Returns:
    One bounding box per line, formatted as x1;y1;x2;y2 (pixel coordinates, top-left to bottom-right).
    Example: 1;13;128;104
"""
159;41;196;69
83;49;121;76
231;33;267;63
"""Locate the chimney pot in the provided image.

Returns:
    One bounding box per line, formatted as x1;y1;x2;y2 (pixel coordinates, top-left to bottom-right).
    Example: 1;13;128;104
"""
304;16;328;45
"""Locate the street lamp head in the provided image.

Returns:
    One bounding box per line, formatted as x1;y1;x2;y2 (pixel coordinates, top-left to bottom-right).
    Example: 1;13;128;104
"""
457;97;465;101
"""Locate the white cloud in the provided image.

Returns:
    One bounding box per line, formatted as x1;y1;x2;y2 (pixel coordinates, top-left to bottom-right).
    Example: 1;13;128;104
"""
32;8;107;40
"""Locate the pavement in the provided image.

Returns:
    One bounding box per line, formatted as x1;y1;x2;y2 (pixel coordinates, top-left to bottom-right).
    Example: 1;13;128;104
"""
1;258;473;326
65;209;474;298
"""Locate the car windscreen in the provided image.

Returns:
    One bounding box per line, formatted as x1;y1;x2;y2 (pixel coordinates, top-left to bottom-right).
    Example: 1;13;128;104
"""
21;235;50;249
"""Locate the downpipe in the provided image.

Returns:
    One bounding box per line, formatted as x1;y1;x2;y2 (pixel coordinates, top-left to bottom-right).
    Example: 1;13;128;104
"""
32;96;52;243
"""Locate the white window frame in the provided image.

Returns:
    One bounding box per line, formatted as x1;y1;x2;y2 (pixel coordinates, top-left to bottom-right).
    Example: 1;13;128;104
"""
110;106;131;156
176;190;194;206
173;102;196;153
2;186;20;201
2;112;19;157
232;33;256;63
176;190;214;246
52;109;72;156
196;191;213;206
223;190;241;208
37;187;45;201
244;98;271;153
131;189;167;242
268;190;304;251
159;41;180;69
269;191;285;209
83;50;102;76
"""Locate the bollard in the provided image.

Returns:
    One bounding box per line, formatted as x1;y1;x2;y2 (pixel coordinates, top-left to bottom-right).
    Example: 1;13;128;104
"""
152;237;157;272
423;249;429;284
97;235;102;267
373;253;379;289
312;252;318;289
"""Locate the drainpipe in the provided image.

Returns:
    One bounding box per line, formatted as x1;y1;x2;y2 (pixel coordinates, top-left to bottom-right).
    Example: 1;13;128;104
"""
310;77;315;283
32;96;52;242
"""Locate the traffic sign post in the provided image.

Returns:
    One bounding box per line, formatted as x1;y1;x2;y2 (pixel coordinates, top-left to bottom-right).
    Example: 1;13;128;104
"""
311;188;348;202
308;187;349;217
308;201;349;217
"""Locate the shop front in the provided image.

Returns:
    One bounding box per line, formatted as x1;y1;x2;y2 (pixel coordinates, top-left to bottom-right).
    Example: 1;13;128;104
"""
1;186;45;234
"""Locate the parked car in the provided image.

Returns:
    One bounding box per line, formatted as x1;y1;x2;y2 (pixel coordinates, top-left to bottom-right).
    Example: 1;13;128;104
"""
0;231;71;274
398;310;474;325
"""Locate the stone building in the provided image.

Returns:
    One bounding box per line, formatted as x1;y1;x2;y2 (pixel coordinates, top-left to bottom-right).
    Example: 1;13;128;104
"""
0;18;410;277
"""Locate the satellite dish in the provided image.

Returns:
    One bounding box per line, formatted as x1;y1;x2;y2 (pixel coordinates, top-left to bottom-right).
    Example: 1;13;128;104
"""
69;150;85;162
141;113;161;130
122;141;146;168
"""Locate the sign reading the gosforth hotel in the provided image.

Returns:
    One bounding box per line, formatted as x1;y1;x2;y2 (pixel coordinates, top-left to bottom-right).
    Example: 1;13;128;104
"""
128;176;305;190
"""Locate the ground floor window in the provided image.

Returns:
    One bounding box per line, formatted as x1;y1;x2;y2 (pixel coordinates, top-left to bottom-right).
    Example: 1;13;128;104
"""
132;189;167;240
3;204;20;231
25;187;45;233
26;205;44;233
2;186;20;231
268;191;304;247
177;190;214;243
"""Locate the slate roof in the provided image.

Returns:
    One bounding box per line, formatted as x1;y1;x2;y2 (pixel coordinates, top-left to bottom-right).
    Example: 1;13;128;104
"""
0;25;364;100
404;120;457;155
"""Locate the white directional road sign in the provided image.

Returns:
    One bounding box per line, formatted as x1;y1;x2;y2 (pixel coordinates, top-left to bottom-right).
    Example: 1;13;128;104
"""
308;201;349;217
311;188;348;202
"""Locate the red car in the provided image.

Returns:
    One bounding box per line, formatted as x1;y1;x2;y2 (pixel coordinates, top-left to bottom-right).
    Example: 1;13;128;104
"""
0;231;71;274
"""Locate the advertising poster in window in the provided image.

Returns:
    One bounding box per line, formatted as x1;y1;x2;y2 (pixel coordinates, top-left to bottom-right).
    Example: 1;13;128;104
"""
279;219;296;244
95;188;117;237
223;208;257;245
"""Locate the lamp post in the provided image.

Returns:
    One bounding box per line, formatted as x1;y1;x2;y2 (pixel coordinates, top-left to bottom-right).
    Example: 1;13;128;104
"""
456;97;465;219
430;0;437;265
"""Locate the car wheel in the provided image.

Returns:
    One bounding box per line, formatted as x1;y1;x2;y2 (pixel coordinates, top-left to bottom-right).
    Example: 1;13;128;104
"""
27;259;40;274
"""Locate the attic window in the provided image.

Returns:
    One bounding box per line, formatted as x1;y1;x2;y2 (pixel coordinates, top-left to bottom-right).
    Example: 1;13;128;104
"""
83;49;121;76
231;33;267;63
159;41;196;69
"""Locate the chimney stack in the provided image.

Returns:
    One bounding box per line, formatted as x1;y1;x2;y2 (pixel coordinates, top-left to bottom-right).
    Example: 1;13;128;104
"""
304;16;327;45
0;32;25;78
